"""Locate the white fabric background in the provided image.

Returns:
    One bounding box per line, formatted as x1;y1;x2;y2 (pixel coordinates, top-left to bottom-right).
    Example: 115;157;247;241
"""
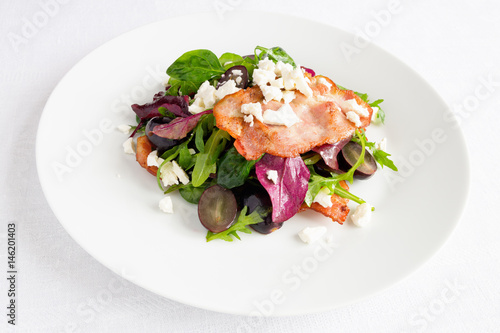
1;0;499;332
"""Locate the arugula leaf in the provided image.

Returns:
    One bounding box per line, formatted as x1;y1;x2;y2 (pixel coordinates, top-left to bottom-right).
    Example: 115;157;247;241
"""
191;128;230;187
165;182;213;204
351;130;398;171
254;46;296;67
206;206;263;242
217;146;257;189
304;130;367;206
167;49;226;84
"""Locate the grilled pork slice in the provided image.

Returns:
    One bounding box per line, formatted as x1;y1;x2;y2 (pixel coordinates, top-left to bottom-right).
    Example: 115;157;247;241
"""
299;181;350;224
136;135;158;176
213;75;372;161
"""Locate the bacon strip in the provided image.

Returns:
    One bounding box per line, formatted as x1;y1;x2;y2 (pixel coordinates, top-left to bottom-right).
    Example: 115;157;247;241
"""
213;75;372;160
136;135;158;176
299;181;350;224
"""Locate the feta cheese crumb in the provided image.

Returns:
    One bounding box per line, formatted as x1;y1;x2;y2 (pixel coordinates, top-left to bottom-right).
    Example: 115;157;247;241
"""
346;111;362;127
260;85;283;103
171;160;189;185
147;150;164;167
318;77;332;90
376;137;387;151
159;160;189;187
313;187;333;208
291;66;313;97
252;68;276;86
189;81;217;114
282;90;296;104
159;196;174;214
350;203;373;227
117;124;132;134
298;226;327;244
266;170;278;184
235;76;242;85
345;99;369;117
122;138;135;154
262;104;301;127
188;148;196;155
258;59;276;72
241;102;263;126
371;106;380;122
270;78;285;89
215;79;241;100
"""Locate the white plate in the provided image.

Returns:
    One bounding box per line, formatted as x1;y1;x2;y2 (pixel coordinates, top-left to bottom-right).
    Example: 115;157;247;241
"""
36;11;470;316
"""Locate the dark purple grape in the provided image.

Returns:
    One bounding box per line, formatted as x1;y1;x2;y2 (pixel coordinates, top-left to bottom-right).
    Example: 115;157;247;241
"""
236;184;282;234
217;65;249;89
198;185;238;233
338;142;377;179
145;117;181;155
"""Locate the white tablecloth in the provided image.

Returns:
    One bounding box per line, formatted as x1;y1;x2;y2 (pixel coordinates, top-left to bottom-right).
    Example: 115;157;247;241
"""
1;1;499;332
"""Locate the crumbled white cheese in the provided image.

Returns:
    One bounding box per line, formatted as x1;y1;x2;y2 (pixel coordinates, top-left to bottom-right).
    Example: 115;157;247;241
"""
350;203;373;227
345;99;369;117
122;138;135;154
291;66;313;97
266;170;279;184
376;137;387;151
146;150;164;168
189;81;217;114
258;59;276;72
172;160;189;185
117;124;132;134
270;78;285;89
346;111;362;127
159;196;174;214
282;90;296;104
260;85;283;103
235;76;242;85
318;77;332;90
298;226;327;244
371;106;380;122
215;79;241;100
241;102;263;126
252;68;276;86
188;148;196;155
275;61;293;77
159;160;189;187
262;103;301;127
313;187;333;208
231;69;243;76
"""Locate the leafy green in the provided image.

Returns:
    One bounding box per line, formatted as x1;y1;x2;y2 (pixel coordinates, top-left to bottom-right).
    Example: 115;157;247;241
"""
165;77;199;96
206;206;264;242
191;128;230;187
166;49;225;84
217;146;257;189
304;130;367;206
165;181;214;204
254;46;296;67
219;52;244;68
351;130;397;171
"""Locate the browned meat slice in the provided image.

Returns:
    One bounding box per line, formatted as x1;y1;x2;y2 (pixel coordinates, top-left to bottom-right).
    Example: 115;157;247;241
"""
213;75;372;160
136;135;158;176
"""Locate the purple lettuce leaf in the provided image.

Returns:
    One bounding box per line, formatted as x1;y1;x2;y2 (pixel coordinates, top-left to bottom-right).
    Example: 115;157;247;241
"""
301;66;315;77
131;95;190;119
255;154;310;223
312;138;350;170
153;109;213;140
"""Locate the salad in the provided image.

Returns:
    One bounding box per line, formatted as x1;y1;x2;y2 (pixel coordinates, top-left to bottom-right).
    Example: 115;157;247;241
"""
122;46;397;242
